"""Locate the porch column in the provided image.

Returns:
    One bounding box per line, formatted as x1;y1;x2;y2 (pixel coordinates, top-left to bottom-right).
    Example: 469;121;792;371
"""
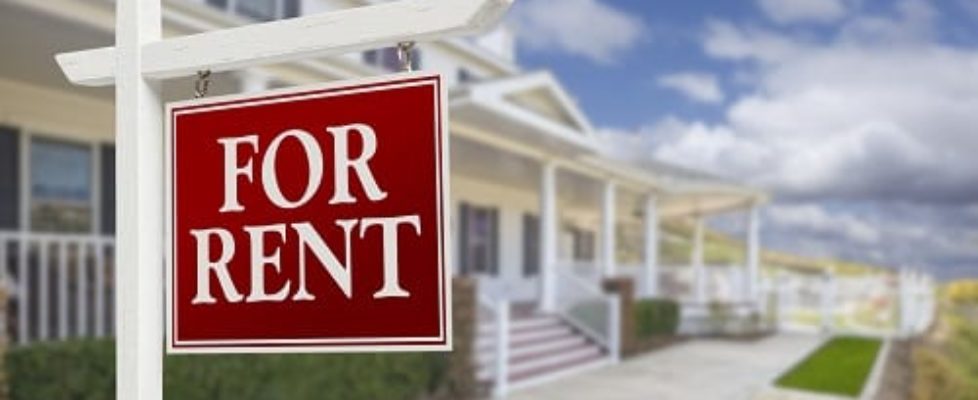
746;205;761;303
692;217;706;303
642;194;659;298
821;271;836;332
899;268;914;335
540;161;558;312
601;180;617;277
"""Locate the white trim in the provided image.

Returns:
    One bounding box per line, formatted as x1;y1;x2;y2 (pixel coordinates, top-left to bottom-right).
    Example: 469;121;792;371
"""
38;237;49;340
467;72;593;135
56;0;514;85
57;239;68;339
114;0;165;395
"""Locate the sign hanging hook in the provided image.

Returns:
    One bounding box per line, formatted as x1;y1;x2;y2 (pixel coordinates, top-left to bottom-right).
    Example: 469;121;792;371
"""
397;42;415;72
194;70;212;98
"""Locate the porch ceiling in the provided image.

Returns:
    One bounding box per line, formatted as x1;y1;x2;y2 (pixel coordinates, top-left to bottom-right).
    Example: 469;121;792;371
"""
660;189;759;219
450;135;652;217
0;2;112;100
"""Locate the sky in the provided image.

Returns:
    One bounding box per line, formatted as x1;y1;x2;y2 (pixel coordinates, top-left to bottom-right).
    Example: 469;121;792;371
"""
505;0;978;280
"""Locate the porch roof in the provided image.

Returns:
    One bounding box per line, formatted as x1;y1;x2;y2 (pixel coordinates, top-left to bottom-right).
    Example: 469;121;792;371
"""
450;71;599;158
449;71;768;218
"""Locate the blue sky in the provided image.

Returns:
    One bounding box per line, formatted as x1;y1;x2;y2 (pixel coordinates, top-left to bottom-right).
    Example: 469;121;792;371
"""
506;0;978;279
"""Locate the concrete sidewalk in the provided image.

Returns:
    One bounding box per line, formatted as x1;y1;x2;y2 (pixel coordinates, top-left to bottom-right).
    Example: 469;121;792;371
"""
508;334;825;400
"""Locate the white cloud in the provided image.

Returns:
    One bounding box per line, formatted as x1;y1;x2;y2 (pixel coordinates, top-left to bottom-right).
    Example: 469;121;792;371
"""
605;0;978;274
757;0;848;24
757;202;978;277
703;20;809;64
657;72;724;104
509;0;644;64
766;204;880;245
636;1;978;203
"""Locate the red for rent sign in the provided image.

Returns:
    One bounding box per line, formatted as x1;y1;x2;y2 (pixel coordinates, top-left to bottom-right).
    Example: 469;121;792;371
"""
165;73;450;353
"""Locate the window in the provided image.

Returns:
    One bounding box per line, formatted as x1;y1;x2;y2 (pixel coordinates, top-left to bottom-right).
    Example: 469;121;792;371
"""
206;0;300;22
30;138;92;233
566;226;595;262
522;214;539;277
458;203;498;276
0;126;19;230
363;47;421;72
458;68;478;84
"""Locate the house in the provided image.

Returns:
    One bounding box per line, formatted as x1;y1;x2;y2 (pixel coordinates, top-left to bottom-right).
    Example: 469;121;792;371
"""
0;0;768;395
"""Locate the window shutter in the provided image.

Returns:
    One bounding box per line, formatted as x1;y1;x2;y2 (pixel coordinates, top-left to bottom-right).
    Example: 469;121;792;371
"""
0;126;19;230
100;145;115;235
458;203;469;275
489;208;499;276
283;0;300;19
522;214;539;277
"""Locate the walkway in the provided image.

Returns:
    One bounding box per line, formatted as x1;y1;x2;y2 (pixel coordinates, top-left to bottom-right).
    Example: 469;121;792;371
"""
508;334;825;400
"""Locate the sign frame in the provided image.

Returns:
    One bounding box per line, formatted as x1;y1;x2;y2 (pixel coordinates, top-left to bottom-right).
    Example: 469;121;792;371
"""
163;71;452;354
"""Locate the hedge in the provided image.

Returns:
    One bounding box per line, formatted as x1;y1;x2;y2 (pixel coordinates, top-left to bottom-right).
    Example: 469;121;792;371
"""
7;339;449;400
634;298;679;339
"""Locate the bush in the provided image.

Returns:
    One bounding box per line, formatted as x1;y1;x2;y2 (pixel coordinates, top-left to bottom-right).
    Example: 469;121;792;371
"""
7;339;449;400
634;298;679;339
912;346;978;400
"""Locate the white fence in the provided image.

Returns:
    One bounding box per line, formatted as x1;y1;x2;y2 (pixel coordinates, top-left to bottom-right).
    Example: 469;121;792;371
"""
0;231;116;345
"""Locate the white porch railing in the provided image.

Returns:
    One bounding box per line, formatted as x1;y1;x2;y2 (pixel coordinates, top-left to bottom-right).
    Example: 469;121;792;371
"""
554;269;620;362
476;292;509;398
0;231;116;345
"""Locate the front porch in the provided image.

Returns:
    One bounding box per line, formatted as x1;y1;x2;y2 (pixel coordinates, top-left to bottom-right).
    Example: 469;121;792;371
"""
446;72;769;396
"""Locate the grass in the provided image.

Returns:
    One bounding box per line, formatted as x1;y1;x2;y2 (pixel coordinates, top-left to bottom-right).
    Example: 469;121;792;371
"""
776;336;883;397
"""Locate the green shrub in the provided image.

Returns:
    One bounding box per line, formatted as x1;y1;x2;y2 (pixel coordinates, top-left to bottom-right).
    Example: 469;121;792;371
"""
7;339;448;400
634;298;679;339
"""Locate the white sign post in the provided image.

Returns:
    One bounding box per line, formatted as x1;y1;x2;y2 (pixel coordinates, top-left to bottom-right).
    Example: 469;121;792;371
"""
55;1;512;398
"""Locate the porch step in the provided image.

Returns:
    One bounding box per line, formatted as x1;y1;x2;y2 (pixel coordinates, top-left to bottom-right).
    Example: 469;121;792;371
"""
476;315;556;336
474;312;608;388
477;335;589;364
476;324;572;351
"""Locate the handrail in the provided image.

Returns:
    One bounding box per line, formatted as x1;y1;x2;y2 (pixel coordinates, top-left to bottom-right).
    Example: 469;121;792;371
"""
477;293;499;313
558;269;606;298
554;269;617;353
0;230;115;244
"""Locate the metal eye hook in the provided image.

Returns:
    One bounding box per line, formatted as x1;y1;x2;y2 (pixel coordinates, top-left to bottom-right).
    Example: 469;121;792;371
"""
397;42;415;72
194;70;212;98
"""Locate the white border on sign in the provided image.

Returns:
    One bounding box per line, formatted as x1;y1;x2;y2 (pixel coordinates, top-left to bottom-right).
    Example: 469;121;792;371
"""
164;72;452;354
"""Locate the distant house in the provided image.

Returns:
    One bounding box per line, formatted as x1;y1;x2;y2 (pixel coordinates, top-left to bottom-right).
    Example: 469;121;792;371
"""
0;0;767;393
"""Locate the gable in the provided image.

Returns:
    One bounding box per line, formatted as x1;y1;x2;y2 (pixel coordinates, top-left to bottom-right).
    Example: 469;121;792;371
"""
504;87;584;132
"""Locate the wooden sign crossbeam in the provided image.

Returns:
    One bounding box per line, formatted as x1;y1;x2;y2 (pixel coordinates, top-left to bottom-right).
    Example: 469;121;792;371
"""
57;0;513;86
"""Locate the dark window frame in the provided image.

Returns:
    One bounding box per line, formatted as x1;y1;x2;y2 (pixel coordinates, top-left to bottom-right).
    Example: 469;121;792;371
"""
0;126;20;230
458;202;499;276
522;213;540;277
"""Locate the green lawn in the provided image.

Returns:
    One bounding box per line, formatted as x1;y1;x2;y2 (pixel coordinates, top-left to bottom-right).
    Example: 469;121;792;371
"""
776;336;883;397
